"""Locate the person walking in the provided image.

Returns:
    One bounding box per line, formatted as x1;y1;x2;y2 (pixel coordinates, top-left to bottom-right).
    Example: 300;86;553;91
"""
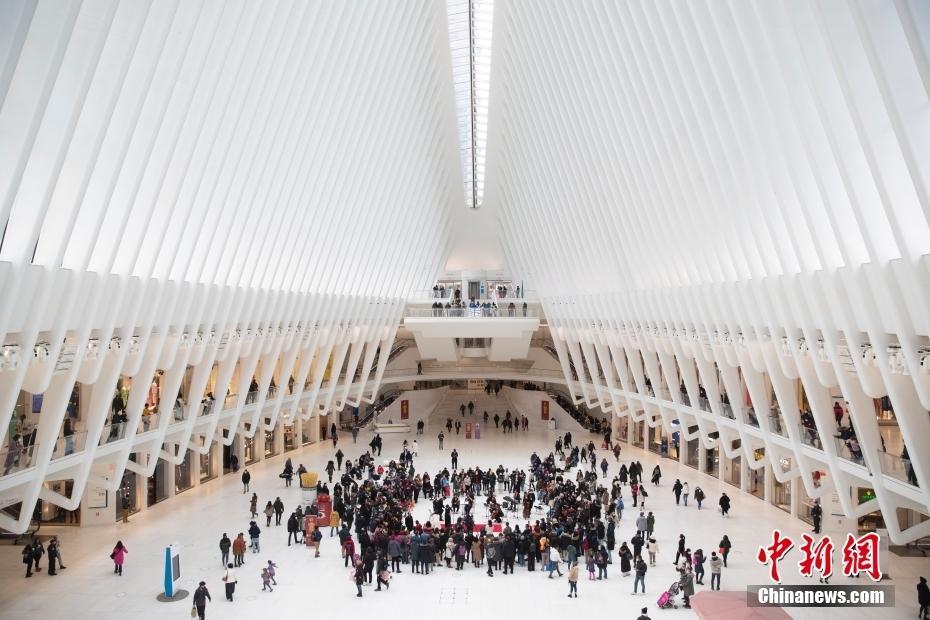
354;558;365;597
682;482;690;506
111;540;127;575
287;513;300;546
223;563;237;601
548;544;563;577
567;560;579;598
918;576;930;620
679;567;695;608
193;581;211;619
694;486;705;510
693;548;705;585
633;556;647;594
266;560;278;585
241;469;250;493
719;493;731;517
438;432;444;449
219;533;231;567
718;535;732;567
261;567;274;592
46;537;61;575
233;533;246;566
249;493;258;519
273;497;285;526
709;552;722;590
673;479;683;505
375;552;391;591
249;521;261;553
264;501;274;527
674;534;686;565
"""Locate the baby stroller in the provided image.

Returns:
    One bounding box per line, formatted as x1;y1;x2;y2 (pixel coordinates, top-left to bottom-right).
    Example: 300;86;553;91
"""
657;580;680;609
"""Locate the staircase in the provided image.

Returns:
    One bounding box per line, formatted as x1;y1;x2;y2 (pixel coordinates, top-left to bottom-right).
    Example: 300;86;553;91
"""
430;389;517;427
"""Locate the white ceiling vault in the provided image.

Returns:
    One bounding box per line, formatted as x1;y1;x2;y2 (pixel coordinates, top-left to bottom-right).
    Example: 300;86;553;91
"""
0;0;929;542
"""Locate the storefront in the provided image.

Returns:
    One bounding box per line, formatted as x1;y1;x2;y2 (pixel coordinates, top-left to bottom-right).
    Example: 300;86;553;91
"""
40;481;80;525
704;446;719;477
283;423;297;452
748;455;765;500
631;420;645;448
773;477;791;513
175;450;193;495
726;453;742;488
119;462;141;519
301;420;314;445
685;437;699;469
244;435;258;465
647;425;664;455
147;459;170;506
617;418;629;443
264;423;278;459
199;441;217;483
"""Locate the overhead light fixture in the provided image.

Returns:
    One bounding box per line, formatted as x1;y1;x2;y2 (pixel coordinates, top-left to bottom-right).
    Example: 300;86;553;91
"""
128;336;141;354
108;337;121;351
84;339;100;360
1;344;21;370
33;342;50;360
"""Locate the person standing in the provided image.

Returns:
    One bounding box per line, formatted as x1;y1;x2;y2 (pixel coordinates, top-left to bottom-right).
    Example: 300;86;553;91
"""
718;535;731;567
811;501;823;534
679;567;695;608
233;533;246;566
29;539;44;573
567;560;579;598
682;482;690;506
44;538;59;576
918;577;930;620
219;533;231;567
548;544;563;578
111;540;127;575
438;432;444;449
249;521;261;553
193;581;211;619
637;607;651;620
241;469;251;493
709;552;722;590
22;541;34;578
633;556;647;594
647;538;658;566
249;493;258;519
223;563;237;601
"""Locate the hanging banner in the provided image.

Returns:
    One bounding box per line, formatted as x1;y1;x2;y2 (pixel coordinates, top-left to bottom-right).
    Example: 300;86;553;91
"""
541;400;550;421
465;422;473;439
400;400;409;420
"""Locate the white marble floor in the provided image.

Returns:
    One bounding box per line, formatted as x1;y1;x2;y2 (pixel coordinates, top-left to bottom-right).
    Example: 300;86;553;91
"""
0;421;926;620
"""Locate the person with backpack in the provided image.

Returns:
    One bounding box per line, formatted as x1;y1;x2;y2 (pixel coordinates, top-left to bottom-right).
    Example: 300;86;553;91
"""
311;525;323;557
192;581;210;619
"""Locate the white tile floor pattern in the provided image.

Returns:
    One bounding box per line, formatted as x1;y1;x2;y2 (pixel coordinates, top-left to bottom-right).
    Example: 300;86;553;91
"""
0;421;926;620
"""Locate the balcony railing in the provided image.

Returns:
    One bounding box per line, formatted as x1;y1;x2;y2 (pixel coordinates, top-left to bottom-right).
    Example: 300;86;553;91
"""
1;443;39;475
407;307;538;318
799;423;822;449
834;436;865;466
876;450;919;486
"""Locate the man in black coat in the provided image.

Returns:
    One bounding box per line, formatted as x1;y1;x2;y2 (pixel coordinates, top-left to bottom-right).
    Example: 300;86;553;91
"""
501;536;516;574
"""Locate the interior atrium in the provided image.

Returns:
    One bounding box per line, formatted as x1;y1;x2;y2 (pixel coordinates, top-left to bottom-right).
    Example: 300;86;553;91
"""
0;1;928;618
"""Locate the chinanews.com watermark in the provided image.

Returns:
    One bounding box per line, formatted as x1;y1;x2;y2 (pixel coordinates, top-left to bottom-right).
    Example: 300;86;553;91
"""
748;529;895;608
748;585;895;608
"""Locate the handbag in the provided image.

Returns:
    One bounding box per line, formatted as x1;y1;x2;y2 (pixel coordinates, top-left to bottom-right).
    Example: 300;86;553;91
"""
190;605;197;618
109;552;115;560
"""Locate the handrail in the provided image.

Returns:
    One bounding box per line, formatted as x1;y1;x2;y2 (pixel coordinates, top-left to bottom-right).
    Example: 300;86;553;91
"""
406;307;537;319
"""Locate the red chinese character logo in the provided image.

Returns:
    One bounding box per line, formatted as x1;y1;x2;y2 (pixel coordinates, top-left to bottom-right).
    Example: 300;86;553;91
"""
798;534;834;579
757;529;794;582
841;532;881;581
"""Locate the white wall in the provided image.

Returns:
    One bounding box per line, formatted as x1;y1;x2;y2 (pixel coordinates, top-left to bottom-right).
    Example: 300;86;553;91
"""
377;386;450;430
502;386;587;433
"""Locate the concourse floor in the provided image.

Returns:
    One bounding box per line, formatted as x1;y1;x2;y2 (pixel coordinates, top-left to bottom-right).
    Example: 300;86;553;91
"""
0;422;925;620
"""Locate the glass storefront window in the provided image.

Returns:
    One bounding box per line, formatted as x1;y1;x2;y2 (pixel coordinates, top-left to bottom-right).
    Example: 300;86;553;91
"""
301;421;313;445
749;466;765;500
200;448;216;483
704;447;719;477
283;425;296;452
244;436;257;465
773;477;791;513
118;467;140;521
632;421;645;448
648;425;663;454
685;438;699;469
726;455;741;488
175;450;193;494
148;460;170;506
264;425;277;458
41;481;80;525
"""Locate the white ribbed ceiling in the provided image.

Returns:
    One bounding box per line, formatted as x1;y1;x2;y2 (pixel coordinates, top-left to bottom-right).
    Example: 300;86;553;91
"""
487;0;930;300
0;0;462;298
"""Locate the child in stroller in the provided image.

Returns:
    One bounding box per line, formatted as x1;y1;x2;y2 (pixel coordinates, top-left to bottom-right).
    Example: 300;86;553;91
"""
656;580;680;609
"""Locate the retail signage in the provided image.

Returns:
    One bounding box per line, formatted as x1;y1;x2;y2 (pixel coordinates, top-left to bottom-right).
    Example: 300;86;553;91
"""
541;400;549;421
465;422;472;439
400;400;409;420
